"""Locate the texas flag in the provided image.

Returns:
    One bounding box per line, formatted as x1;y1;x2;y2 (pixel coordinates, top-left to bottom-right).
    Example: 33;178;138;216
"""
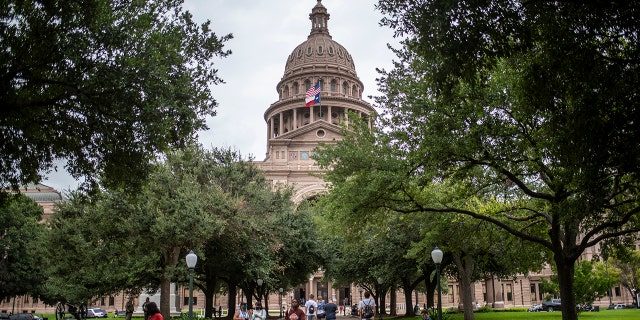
305;83;321;107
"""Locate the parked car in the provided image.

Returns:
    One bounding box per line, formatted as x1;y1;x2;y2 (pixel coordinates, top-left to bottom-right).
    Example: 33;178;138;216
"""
9;314;35;320
0;313;10;320
114;310;127;317
86;308;108;318
528;304;543;312
614;303;626;309
541;299;562;312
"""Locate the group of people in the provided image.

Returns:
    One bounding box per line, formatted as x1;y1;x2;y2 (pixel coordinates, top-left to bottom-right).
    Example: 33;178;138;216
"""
281;292;377;320
124;297;163;320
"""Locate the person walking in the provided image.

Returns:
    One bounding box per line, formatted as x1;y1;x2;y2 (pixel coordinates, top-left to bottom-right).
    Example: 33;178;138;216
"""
125;298;135;320
146;302;163;320
143;298;151;320
286;299;306;320
358;292;376;320
304;294;318;320
323;299;338;320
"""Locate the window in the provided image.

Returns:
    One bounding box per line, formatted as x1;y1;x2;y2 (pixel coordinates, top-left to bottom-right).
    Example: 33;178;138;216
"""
297;49;302;57
330;80;337;92
614;287;621;296
294;82;299;94
342;82;347;94
183;297;198;306
506;284;513;302
305;80;311;91
448;285;455;303
318;46;323;54
329;47;334;54
530;284;537;302
307;47;312;54
109;297;115;306
482;284;487;302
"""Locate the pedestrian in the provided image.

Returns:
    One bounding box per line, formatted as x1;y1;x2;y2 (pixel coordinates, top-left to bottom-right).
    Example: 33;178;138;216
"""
358;292;376;320
251;302;266;320
233;302;250;320
420;309;431;320
125;298;135;320
286;299;306;320
143;298;151;320
304;294;318;320
323;299;338;320
218;306;223;318
317;296;325;319
343;298;349;315
146;302;162;320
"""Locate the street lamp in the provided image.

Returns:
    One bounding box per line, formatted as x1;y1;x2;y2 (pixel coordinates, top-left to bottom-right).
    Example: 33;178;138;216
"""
431;247;443;320
257;279;264;308
377;277;383;319
279;288;284;318
186;250;198;320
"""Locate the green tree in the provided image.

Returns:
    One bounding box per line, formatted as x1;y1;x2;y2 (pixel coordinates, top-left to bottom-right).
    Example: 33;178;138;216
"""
574;260;619;308
0;193;46;301
337;2;640;319
0;0;231;191
41;144;227;318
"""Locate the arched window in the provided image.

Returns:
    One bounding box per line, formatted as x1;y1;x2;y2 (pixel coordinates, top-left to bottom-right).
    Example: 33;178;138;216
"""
352;85;358;97
284;85;289;98
305;80;311;91
293;82;299;94
318;46;323;54
342;82;348;95
330;80;337;92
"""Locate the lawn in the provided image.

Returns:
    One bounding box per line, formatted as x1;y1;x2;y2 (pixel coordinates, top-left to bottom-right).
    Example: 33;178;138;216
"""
440;309;639;319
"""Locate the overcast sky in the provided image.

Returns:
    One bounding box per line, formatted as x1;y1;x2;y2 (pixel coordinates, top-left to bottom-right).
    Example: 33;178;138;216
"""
43;0;400;192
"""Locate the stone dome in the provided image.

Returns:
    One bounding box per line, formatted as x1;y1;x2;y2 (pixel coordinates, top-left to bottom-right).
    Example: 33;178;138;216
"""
283;0;357;76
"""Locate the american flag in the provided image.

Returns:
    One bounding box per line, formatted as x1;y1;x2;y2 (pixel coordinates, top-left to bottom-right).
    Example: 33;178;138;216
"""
305;82;321;107
305;84;321;99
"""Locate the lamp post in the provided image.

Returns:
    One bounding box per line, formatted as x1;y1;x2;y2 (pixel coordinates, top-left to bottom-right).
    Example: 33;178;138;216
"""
257;279;264;308
431;247;443;320
377;277;383;319
186;250;198;320
279;288;284;318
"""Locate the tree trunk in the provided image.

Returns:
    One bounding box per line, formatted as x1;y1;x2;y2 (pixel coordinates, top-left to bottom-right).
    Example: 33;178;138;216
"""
390;285;397;316
452;252;475;320
204;285;215;318
227;285;238;318
160;247;181;320
402;286;413;316
426;271;436;309
555;253;578;320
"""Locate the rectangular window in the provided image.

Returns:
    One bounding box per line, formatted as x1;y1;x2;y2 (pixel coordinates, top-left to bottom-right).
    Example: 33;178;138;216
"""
448;285;454;303
482;284;487;302
109;297;115;306
506;284;513;302
615;287;621;296
101;297;105;305
530;284;537;302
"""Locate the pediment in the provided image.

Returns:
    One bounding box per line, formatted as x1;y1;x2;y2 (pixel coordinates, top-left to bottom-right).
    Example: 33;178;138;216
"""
273;120;343;142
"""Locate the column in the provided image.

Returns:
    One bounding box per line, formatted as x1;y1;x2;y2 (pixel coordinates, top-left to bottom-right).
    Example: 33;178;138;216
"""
279;112;284;136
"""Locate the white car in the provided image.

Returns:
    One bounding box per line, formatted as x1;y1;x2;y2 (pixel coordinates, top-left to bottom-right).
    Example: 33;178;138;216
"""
614;304;626;309
86;308;108;318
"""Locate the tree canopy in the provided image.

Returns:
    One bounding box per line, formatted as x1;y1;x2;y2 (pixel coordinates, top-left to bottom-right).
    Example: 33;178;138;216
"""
0;0;231;191
315;1;640;319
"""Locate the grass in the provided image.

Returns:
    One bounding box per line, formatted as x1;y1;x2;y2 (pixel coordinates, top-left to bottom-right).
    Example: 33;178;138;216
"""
434;309;639;319
36;309;640;320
